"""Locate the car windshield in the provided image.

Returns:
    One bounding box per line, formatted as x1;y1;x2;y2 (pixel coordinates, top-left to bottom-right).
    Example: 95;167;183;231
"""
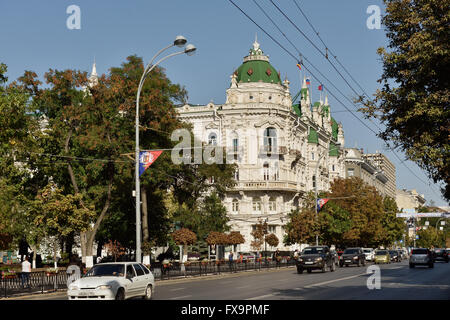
363;249;372;253
375;251;387;255
389;251;397;254
302;247;324;254
84;264;125;277
344;249;358;254
412;249;428;255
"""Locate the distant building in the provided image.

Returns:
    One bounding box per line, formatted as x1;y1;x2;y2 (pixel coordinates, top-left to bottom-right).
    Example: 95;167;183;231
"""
396;189;426;211
344;148;389;197
362;152;396;199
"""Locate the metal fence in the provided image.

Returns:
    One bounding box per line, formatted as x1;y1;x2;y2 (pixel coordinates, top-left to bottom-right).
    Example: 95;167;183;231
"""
1;270;69;298
150;258;297;281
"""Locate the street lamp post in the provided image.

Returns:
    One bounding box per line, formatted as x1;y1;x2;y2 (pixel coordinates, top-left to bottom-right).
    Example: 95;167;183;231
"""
135;36;196;263
314;152;326;246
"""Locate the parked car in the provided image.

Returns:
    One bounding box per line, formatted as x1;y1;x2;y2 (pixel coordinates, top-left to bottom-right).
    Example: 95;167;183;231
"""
409;248;434;268
362;248;375;262
339;248;366;267
296;246;335;274
433;248;449;263
388;250;401;262
67;262;155;300
373;250;390;264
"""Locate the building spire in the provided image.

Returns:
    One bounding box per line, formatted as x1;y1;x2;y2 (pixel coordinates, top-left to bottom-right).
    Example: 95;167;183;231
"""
253;33;260;51
88;59;98;87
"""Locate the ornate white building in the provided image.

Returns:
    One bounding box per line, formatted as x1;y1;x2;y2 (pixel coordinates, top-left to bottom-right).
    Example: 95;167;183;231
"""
176;39;346;251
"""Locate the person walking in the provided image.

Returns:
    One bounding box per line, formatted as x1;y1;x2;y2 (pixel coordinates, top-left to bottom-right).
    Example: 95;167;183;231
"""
274;249;281;268
21;256;31;288
228;252;234;272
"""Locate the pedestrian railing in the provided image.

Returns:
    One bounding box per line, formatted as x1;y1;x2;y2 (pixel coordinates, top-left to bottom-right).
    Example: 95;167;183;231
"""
1;270;69;298
149;258;296;281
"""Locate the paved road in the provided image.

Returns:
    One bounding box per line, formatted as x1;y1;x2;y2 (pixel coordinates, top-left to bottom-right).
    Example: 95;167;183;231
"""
8;260;450;300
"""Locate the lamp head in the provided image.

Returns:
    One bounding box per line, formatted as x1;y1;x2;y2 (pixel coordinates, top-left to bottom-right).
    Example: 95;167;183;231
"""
174;35;187;47
184;44;196;56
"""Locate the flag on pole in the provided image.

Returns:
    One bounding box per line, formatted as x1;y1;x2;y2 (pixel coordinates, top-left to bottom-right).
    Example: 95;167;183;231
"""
296;63;302;71
139;150;163;176
318;84;324;91
317;198;330;211
306;77;311;85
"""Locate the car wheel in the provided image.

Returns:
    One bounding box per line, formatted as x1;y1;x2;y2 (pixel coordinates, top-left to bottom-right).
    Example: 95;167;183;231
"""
307;268;312;274
321;264;326;273
409;263;414;268
429;263;434;268
357;260;361;267
143;284;153;300
297;266;303;274
115;288;125;300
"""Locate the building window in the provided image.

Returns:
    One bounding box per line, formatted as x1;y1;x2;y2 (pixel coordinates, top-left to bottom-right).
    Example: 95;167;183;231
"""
268;225;276;233
312;175;316;188
311;152;315;160
268;197;276;212
263;127;277;153
252;197;262;212
263;162;270;181
274;162;279;181
232;199;239;213
332;164;335;172
347;168;354;177
208;132;217;146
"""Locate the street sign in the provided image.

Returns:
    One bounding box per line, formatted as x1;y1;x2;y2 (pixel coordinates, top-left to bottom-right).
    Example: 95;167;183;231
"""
396;212;450;218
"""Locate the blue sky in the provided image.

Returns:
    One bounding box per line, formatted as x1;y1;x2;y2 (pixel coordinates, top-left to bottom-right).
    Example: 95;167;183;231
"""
0;0;446;206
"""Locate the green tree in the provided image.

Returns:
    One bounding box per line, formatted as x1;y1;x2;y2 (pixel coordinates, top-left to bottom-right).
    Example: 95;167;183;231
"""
416;227;442;248
380;197;404;246
283;192;316;246
359;0;450;200
318;201;352;247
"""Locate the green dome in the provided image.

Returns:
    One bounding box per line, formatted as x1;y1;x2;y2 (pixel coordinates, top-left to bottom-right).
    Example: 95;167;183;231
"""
236;60;281;84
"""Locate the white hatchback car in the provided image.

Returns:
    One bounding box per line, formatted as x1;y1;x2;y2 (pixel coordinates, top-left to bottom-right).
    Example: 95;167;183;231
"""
67;262;155;300
362;248;375;261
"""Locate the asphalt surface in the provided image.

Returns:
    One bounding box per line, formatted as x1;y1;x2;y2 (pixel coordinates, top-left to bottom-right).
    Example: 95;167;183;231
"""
6;260;450;300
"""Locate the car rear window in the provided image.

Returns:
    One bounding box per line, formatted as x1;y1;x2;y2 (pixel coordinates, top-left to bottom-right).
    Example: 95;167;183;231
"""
412;249;428;255
375;251;387;255
344;249;358;254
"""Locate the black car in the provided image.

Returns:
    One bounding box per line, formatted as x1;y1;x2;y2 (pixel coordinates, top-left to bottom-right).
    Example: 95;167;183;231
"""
433;248;449;263
296;246;335;274
340;247;366;267
389;250;401;262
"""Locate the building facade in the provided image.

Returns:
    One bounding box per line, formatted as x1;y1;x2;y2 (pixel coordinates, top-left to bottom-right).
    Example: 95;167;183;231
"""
176;39;346;251
396;189;426;211
344;148;390;197
362;152;396;199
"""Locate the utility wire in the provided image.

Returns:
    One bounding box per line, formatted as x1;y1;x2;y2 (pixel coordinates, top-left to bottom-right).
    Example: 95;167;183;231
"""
227;0;442;197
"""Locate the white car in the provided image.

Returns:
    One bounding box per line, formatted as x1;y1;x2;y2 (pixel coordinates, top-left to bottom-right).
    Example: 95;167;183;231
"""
67;262;155;300
362;248;374;261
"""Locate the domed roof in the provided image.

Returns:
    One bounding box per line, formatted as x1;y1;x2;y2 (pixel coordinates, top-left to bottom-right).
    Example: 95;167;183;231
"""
235;38;281;84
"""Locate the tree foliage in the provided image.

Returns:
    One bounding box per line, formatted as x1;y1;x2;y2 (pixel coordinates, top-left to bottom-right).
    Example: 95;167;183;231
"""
359;0;450;200
265;233;279;248
250;219;268;251
283;192;316;246
172;228;197;246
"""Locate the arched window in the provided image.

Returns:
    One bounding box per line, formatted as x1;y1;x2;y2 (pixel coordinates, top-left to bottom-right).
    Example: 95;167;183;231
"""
263;162;270;181
232;199;239;213
252;197;262;212
208;132;217;146
263;127;277;153
268;197;276;212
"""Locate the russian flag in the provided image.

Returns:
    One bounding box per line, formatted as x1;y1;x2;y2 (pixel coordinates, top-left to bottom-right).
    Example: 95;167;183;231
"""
139;150;163;176
317;198;329;211
306;78;311;85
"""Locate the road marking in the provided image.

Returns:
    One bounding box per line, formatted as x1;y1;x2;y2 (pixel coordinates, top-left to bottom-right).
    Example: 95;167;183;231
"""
169;287;186;291
246;294;275;300
168;295;192;300
303;273;366;289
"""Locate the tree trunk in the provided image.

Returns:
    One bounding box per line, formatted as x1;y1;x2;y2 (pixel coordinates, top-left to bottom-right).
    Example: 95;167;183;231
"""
141;186;149;242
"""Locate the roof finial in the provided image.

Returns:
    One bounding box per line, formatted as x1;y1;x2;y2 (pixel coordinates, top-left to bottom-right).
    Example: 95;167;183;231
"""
253;33;260;51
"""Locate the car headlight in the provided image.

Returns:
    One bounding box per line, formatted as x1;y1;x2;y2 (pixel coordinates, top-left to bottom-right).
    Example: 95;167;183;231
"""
315;257;323;261
69;285;79;291
96;285;112;290
353;256;358;259
299;258;303;262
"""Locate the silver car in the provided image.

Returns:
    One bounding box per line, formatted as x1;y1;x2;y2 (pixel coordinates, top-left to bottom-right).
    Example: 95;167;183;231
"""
67;262;155;300
409;248;434;268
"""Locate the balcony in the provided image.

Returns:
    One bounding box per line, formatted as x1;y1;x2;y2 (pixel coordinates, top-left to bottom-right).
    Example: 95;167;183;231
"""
230;180;304;192
259;145;287;156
